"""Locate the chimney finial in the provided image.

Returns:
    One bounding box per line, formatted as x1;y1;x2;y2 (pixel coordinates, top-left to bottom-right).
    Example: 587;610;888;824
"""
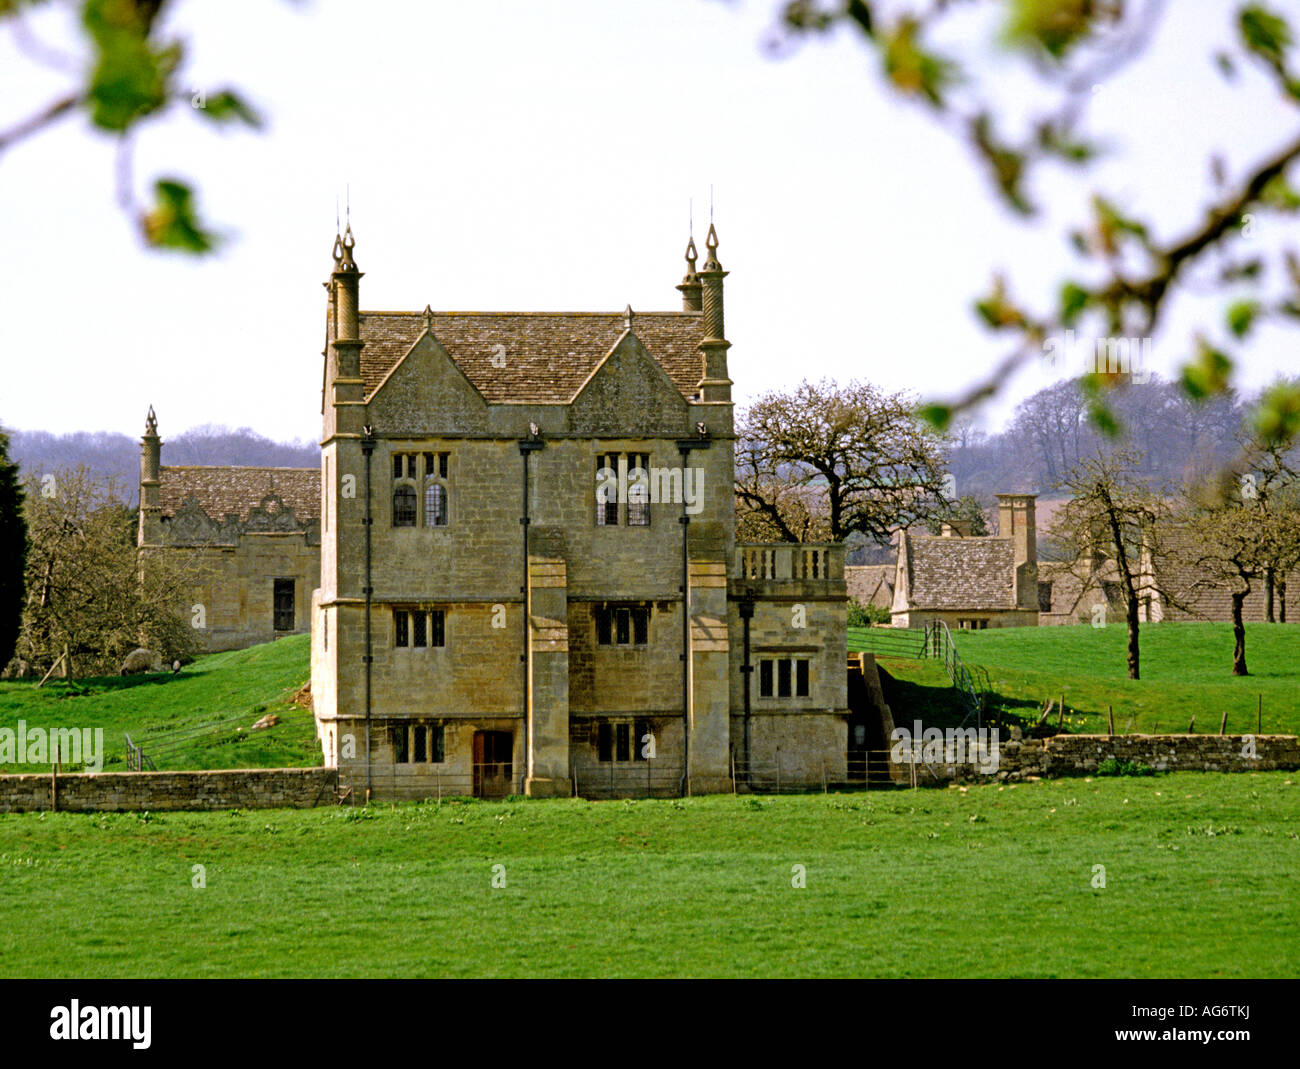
145;405;158;436
703;221;722;272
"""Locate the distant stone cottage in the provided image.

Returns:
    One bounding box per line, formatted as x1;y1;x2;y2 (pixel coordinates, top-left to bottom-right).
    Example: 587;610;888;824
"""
891;494;1039;629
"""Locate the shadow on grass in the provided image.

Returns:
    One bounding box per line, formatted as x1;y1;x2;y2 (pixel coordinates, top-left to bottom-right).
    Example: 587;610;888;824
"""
878;666;1056;735
3;670;196;699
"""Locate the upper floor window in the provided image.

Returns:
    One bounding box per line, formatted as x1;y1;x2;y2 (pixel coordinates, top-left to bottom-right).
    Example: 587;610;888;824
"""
392;485;417;527
425;482;448;526
626;453;649;526
393;450;450;527
595;604;650;646
758;657;810;699
394;608;447;648
596;454;619;526
595;452;651;527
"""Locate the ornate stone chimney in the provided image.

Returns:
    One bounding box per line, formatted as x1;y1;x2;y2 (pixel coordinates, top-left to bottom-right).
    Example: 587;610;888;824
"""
696;223;732;403
138;406;163;546
996;493;1038;610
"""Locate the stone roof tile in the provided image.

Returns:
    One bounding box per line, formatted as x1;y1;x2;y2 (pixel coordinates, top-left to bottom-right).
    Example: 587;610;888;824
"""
358;310;705;403
158;466;319;525
905;536;1017;610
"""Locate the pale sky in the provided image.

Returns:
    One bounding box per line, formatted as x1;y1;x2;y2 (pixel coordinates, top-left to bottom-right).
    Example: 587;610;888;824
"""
1;0;1295;445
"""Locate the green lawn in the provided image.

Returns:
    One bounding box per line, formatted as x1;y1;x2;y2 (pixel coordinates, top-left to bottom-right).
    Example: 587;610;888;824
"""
0;635;318;773
853;622;1300;735
0;773;1295;977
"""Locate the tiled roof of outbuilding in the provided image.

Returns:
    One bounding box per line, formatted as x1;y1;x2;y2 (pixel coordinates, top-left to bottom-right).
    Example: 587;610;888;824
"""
902;535;1017;610
158;466;319;524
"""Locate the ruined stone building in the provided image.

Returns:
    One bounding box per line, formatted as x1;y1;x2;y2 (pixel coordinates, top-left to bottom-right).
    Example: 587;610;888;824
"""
311;226;848;800
137;409;320;652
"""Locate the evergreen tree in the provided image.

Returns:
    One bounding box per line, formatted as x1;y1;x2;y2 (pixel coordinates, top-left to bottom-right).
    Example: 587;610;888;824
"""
0;429;26;670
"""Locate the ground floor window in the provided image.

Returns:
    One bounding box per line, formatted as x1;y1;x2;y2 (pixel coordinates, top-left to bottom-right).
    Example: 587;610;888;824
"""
390;721;445;764
595;718;651;762
956;618;988;630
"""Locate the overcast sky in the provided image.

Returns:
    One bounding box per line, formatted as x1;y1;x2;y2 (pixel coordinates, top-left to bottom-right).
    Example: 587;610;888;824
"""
1;0;1295;445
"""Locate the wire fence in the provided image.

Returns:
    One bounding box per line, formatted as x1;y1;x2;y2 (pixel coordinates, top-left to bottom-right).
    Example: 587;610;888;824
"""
337;763;525;803
848;622;989;730
573;761;685;799
123;706;315;772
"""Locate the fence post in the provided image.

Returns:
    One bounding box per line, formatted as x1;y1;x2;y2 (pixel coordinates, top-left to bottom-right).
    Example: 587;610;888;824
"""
776;751;781;795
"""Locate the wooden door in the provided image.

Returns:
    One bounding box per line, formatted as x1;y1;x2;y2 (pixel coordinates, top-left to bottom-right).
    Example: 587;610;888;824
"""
473;731;513;798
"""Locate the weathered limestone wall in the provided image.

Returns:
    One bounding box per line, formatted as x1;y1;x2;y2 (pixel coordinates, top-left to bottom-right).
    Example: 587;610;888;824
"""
0;768;337;813
894;609;1038;630
901;734;1300;784
164;535;319;653
733;712;848;787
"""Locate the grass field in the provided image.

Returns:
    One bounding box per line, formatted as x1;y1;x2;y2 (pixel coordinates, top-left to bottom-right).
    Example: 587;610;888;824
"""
851;622;1300;735
0;635;318;773
0;773;1295;977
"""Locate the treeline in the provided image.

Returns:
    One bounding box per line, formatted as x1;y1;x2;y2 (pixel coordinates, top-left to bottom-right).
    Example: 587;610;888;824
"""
948;376;1249;496
3;424;320;501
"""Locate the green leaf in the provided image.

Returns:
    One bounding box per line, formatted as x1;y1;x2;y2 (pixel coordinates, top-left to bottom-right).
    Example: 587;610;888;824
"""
1252;382;1300;444
81;0;180;132
1085;396;1120;437
1239;5;1292;71
1059;281;1089;326
1226;299;1262;338
1003;0;1098;60
918;404;952;431
193;89;263;129
1215;51;1238;79
1179;338;1234;401
141;178;219;254
1260;173;1300;210
882;16;958;108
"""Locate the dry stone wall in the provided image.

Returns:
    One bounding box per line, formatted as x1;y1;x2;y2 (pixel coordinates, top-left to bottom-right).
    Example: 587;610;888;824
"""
0;768;337;813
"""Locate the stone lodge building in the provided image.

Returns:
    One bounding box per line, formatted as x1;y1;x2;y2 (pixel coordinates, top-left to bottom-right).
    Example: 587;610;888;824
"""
311;226;848;800
137;408;320;652
890;494;1040;629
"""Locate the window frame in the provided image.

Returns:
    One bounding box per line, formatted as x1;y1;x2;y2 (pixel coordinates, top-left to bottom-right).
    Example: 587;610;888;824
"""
390;720;446;765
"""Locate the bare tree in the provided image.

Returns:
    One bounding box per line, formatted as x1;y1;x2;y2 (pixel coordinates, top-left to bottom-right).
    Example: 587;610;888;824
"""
1055;450;1171;679
17;466;202;682
735;378;950;544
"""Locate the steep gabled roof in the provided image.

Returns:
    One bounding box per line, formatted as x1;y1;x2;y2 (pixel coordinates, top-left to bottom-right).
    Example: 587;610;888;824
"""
358;311;705;404
901;534;1017;611
158;466;319;525
845;564;895;608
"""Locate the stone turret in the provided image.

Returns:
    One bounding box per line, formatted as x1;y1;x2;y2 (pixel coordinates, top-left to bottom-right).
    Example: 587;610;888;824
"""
138;406;162;546
696;223;732;403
